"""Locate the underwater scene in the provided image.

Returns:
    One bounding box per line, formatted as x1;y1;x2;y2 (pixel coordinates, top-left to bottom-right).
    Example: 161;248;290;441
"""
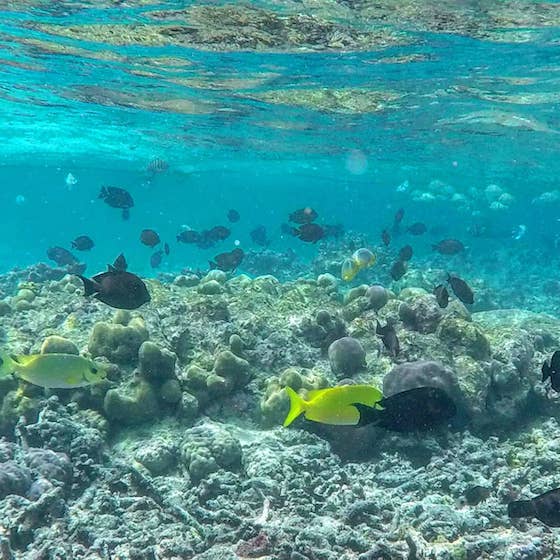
2;0;560;558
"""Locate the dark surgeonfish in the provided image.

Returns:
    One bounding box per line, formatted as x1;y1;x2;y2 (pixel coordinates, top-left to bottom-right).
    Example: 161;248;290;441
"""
77;254;150;310
399;245;413;261
150;250;163;269
292;223;325;243
71;235;94;251
209;248;244;272
447;274;474;305
177;230;201;244
407;222;427;236
381;229;391;247
250;225;270;247
354;387;457;432
376;321;400;356
542;351;560;392
289;207;318;224
432;239;465;255
99;186;134;220
508;488;560;527
140;229;160;248
227;209;240;223
434;284;449;308
390;260;407;281
47;246;78;266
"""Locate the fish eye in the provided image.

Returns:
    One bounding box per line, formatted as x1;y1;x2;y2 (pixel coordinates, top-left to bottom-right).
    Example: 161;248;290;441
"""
91;367;98;374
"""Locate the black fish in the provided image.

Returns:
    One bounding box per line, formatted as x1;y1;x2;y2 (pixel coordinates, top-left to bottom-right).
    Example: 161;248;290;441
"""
250;225;270;247
376;321;400;356
407;222;427;236
164;242;170;256
390;260;407;281
392;208;404;233
542;351;560;392
447;274;474;305
508;488;560;527
71;236;94;251
140;229;160;248
177;230;201;244
381;229;391;247
293;223;325;243
432;239;465;255
99;186;134;220
464;486;491;506
77;254;150;310
434;284;449;308
47;246;78;267
209;248;244;272
399;245;413;261
150;250;163;269
289;207;318;224
355;387;457;431
205;226;230;241
227;209;240;223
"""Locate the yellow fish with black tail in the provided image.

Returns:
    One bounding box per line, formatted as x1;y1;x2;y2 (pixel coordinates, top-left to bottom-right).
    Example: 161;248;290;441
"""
341;248;376;282
0;352;107;389
283;385;383;427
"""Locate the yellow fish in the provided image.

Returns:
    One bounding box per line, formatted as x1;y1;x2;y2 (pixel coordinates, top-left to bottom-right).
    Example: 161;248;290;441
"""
341;258;359;282
0;352;107;389
283;385;383;427
352;248;376;269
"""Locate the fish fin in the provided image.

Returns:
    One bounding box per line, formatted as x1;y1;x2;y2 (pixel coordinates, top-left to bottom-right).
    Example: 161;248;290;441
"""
111;254;127;272
507;500;535;519
77;276;101;297
283;387;306;427
0;352;16;377
353;403;383;427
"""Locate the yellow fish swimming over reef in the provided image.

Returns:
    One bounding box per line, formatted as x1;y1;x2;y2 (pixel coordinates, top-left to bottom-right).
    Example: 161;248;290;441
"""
341;248;376;282
0;352;107;389
283;385;383;427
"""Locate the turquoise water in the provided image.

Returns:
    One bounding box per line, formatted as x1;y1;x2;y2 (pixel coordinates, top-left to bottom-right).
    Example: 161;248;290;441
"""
2;2;560;279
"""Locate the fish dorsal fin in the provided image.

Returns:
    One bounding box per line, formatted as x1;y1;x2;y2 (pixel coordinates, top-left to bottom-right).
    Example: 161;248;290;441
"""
109;253;127;272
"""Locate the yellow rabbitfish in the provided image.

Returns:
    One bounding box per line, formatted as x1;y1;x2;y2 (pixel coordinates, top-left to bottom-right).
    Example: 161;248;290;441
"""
341;248;376;282
0;352;107;389
283;385;383;427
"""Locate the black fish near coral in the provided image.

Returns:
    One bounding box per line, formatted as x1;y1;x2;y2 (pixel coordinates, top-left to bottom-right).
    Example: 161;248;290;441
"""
398;245;413;261
293;223;325;243
447;274;474;305
542;351;560;392
407;222;427;236
432;239;465;255
71;235;94;251
77;254;150;310
381;229;391;247
99;186;134;220
390;260;407;281
140;229;161;248
376;321;400;356
289;207;318;224
355;387;457;432
209;248;244;272
47;246;79;266
508;487;560;527
434;284;449;308
250;225;270;247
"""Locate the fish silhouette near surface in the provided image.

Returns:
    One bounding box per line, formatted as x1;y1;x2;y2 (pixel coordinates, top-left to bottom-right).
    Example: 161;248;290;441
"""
508;488;560;527
355;387;457;432
99;186;134;220
542;351;560;392
77;254;150;310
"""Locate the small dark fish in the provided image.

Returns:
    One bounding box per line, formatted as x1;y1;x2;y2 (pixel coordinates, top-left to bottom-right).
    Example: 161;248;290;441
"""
150;250;163;269
376;321;400;356
99;186;134;220
209;248;244;272
250;225;270;247
47;246;78;267
205;226;231;242
542;351;560;392
164;242;170;256
434;284;449;308
147;158;168;174
432;239;465;255
177;230;201;244
323;224;344;239
508;488;560;527
227;209;240;223
293;223;325;243
398;245;413;261
390;260;407;281
355;387;457;432
407;222;427;236
447;274;474;305
381;229;391;247
71;235;94;251
289;207;318;224
77;254;150;310
464;486;491;506
394;208;404;225
140;229;160;248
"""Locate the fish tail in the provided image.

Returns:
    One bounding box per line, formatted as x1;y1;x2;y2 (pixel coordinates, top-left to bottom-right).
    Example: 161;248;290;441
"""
0;352;16;378
354;403;383;427
77;276;100;297
283;387;306;427
507;500;535;519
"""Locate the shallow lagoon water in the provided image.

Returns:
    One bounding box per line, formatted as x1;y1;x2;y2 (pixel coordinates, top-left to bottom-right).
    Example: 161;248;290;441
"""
1;1;560;559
